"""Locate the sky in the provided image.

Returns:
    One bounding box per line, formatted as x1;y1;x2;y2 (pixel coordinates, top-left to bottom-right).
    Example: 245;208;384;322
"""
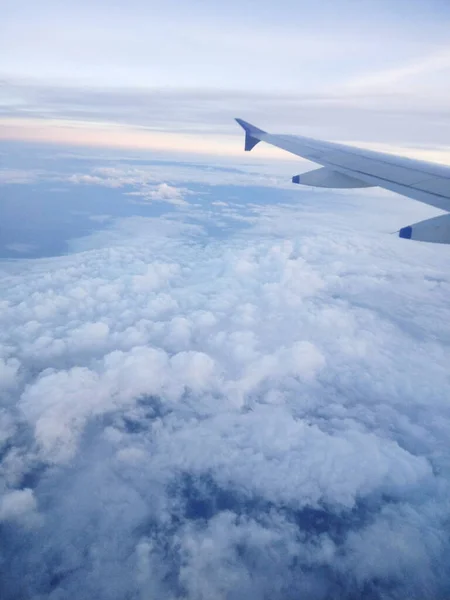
1;2;450;599
2;0;450;156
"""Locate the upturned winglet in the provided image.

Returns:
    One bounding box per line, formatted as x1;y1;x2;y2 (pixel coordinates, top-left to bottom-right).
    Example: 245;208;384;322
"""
235;118;266;151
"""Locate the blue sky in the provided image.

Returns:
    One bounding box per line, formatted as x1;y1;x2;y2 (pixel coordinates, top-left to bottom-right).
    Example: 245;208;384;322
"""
2;2;450;599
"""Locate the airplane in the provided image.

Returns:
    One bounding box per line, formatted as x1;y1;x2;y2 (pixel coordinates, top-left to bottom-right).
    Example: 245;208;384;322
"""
236;118;450;244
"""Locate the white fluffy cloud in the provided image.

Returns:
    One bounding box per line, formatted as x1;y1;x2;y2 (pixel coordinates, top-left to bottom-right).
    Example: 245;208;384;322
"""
1;169;450;599
0;488;38;526
128;182;190;206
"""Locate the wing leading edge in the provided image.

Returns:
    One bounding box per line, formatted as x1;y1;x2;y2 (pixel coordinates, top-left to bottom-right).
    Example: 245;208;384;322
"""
235;118;450;243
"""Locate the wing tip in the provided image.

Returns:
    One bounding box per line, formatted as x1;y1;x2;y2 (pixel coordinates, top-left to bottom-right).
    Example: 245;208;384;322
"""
235;118;266;152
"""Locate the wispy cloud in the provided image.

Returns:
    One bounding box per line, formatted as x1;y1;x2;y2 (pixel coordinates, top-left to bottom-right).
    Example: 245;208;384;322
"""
344;46;450;93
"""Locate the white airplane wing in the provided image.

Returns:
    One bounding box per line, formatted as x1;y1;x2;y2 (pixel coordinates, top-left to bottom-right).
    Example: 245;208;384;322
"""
236;118;450;243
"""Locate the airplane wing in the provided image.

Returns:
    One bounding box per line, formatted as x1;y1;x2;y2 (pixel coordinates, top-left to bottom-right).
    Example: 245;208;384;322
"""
235;118;450;243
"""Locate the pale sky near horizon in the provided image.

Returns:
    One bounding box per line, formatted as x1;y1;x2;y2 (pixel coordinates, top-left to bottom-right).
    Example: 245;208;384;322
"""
2;0;450;157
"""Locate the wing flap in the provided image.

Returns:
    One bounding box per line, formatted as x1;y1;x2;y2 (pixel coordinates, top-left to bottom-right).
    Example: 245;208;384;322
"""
292;167;372;189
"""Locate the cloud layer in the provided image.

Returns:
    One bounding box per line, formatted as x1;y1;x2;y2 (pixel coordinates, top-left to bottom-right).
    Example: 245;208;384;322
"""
2;81;450;152
1;160;450;599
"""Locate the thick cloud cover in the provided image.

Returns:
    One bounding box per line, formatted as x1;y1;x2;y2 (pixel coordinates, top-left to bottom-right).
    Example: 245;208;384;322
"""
1;157;450;599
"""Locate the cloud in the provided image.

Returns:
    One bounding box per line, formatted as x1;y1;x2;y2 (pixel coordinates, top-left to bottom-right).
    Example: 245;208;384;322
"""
69;168;191;205
343;46;450;93
0;357;20;391
2;78;450;154
127;182;190;206
1;166;450;600
0;168;43;184
85;163;298;189
4;243;37;255
89;214;113;224
68;173;123;187
0;488;38;526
